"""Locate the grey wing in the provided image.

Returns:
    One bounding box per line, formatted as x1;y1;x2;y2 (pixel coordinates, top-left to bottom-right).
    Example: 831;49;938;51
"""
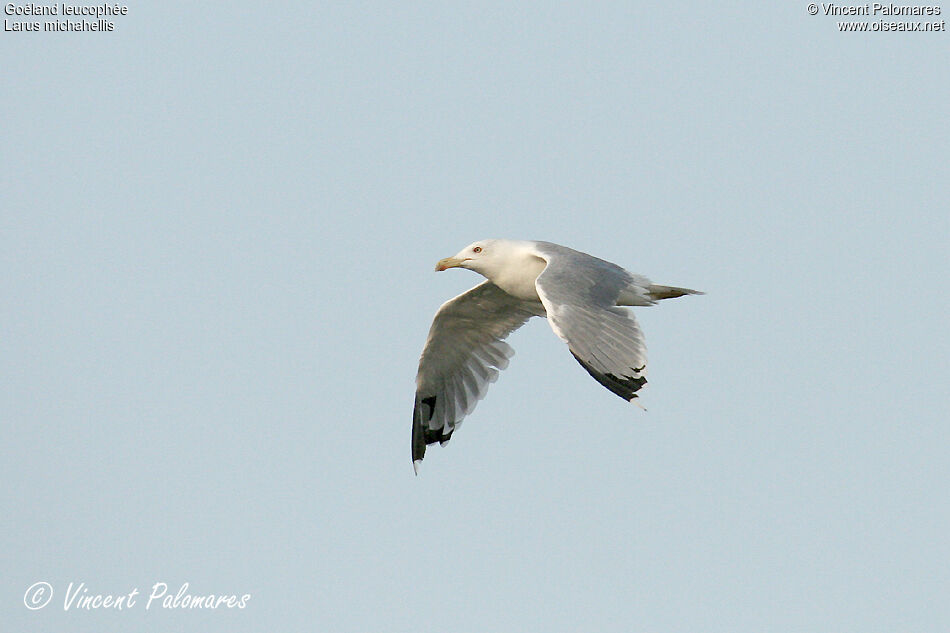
413;281;543;470
532;245;650;402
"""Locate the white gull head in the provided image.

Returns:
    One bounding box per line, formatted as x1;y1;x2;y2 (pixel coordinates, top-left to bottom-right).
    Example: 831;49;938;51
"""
434;239;547;301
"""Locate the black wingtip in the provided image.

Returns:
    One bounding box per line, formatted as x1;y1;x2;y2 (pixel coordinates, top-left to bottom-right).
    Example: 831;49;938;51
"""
412;395;455;473
570;352;647;401
411;396;432;466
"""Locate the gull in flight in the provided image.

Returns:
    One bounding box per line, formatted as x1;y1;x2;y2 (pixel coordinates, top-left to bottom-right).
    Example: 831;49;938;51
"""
412;239;702;473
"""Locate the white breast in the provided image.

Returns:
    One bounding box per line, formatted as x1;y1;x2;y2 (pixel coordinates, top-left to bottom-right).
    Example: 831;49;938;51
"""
490;254;547;301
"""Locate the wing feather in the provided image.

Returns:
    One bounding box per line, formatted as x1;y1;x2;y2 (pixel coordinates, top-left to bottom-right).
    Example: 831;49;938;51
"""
412;281;543;468
532;244;650;402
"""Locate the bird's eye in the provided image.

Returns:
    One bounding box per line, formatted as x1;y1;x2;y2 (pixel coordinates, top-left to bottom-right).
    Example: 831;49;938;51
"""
473;246;482;253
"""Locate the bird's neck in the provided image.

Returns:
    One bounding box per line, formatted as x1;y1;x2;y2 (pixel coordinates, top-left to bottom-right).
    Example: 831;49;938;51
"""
482;250;547;302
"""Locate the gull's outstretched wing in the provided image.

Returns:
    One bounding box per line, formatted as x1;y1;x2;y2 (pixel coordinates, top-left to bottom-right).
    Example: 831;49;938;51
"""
532;243;650;403
413;281;543;471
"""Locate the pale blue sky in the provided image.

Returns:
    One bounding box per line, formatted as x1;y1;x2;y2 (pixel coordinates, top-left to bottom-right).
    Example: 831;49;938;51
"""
3;3;948;632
